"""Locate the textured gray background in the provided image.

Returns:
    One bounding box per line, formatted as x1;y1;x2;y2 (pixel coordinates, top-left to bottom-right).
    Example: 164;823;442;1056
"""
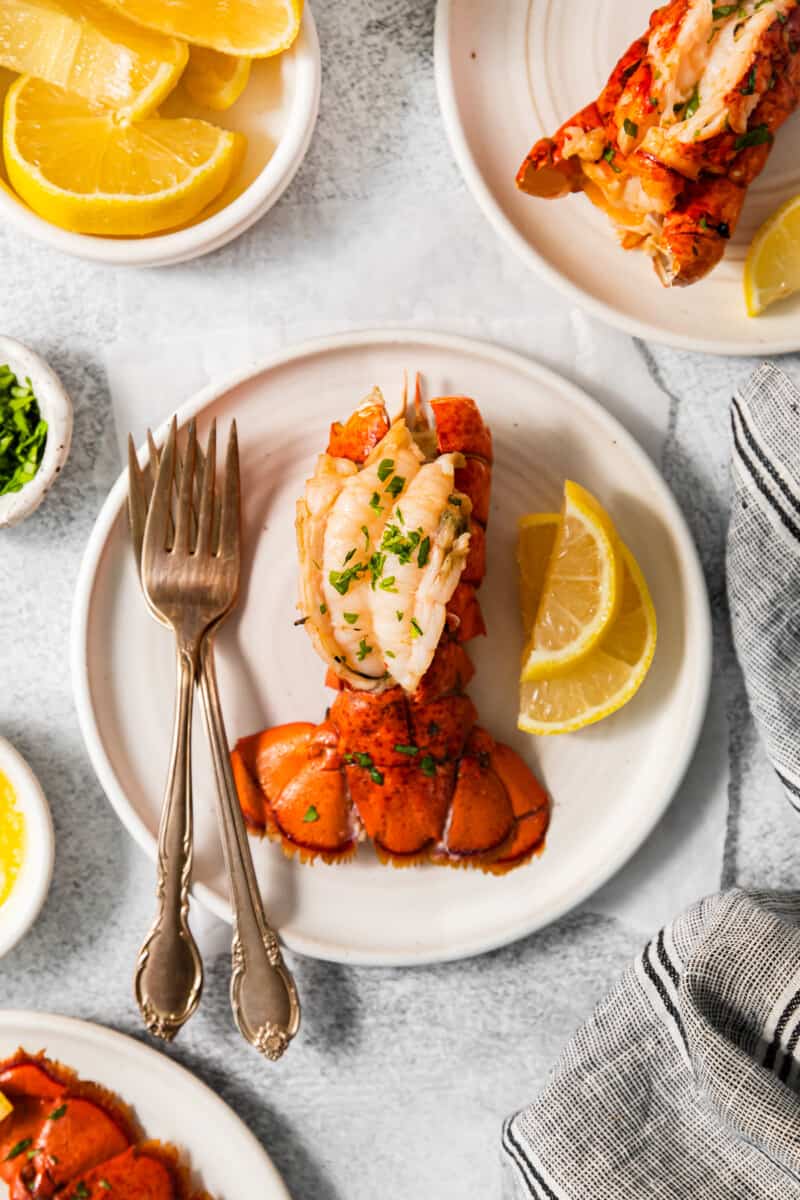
1;2;800;1197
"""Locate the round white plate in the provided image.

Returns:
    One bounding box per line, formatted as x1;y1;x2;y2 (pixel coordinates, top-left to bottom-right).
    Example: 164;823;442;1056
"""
435;0;800;355
72;330;711;966
0;1011;290;1199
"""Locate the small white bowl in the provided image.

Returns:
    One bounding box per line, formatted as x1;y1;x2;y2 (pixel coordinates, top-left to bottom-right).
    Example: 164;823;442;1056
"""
0;737;55;959
0;336;73;529
0;8;320;267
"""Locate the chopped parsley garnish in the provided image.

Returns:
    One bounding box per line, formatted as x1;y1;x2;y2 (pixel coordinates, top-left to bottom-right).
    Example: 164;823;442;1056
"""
369;491;383;514
602;145;621;172
684;84;700;119
0;367;47;498
49;1104;67;1121
354;752;373;768
369;550;387;588
319;602;327;615
98;1183;112;1192
5;1139;32;1161
417;536;431;568
73;1185;89;1199
448;494;462;506
740;65;757;95
734;123;773;150
377;458;394;482
396;610;404;621
361;524;370;551
419;755;437;778
396;507;405;525
394;744;420;756
623;117;638;138
385;475;405;499
356;638;372;661
343;547;356;564
369;767;384;785
385;649;396;658
303;805;320;823
381;523;423;563
343;612;359;624
379;575;398;592
329;561;367;595
712;4;740;18
410;618;423;639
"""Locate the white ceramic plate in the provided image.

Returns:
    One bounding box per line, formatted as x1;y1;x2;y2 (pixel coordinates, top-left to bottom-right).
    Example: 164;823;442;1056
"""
435;0;800;355
71;330;711;966
0;6;320;267
0;1011;290;1199
0;739;54;959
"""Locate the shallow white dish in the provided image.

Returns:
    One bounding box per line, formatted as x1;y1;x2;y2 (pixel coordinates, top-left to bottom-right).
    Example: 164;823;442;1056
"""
0;337;72;529
71;329;711;966
0;1011;290;1199
435;0;800;355
0;7;320;267
0;737;54;958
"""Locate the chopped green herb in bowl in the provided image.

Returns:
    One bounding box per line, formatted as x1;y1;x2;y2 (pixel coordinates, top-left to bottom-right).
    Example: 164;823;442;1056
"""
0;366;48;497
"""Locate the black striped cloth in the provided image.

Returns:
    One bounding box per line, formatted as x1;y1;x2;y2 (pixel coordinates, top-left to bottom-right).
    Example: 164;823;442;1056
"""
502;890;800;1199
728;363;800;811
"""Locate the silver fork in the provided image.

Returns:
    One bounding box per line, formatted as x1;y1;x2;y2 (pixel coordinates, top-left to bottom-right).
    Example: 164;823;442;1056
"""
130;418;300;1059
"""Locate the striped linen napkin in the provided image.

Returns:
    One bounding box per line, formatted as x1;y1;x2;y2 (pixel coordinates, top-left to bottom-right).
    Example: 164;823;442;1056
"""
728;362;800;809
502;889;800;1199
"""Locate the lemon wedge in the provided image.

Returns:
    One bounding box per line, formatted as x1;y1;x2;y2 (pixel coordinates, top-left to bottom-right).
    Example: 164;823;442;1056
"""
517;512;560;632
744;194;800;317
4;76;243;236
94;0;303;57
0;1090;13;1123
521;481;621;682
183;47;252;110
0;0;187;119
518;543;657;736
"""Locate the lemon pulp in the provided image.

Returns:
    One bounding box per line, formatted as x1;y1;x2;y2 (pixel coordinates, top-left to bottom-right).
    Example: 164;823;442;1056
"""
0;770;25;908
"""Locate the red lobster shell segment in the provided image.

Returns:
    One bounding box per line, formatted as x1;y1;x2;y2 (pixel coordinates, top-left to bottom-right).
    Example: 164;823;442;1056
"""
231;389;550;874
517;0;800;286
0;1052;208;1200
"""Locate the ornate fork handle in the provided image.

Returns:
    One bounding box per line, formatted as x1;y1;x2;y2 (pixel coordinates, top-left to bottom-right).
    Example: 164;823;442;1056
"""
134;647;204;1040
198;635;300;1060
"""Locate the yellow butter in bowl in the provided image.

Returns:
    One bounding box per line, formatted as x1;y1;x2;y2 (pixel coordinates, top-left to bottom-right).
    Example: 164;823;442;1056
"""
0;769;25;908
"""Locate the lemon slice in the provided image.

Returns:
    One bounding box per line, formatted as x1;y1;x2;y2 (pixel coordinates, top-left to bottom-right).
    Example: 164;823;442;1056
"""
519;542;657;736
94;0;303;57
517;512;560;632
744;194;800;317
0;1090;13;1123
183;47;252;110
0;0;187;119
521;481;621;682
4;77;243;236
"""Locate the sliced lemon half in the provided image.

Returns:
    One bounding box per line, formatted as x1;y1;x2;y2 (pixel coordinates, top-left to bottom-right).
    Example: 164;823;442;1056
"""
4;76;243;237
744;193;800;317
94;0;303;58
183;47;252;110
517;512;560;632
0;0;187;119
518;542;657;736
0;1090;13;1123
520;481;621;682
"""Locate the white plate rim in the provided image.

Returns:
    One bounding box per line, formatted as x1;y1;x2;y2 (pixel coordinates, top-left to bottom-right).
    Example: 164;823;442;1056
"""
70;327;712;966
0;7;321;268
0;1009;291;1198
433;0;800;358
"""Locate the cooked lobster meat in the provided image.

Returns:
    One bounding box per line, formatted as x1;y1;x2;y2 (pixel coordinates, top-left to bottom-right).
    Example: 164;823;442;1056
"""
0;1052;206;1200
231;384;550;873
517;0;800;285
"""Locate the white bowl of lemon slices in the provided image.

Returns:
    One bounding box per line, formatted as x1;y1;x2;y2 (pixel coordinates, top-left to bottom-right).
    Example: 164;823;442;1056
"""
0;0;320;266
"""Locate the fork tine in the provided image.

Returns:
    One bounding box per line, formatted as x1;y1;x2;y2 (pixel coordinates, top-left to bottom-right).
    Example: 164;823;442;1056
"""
145;428;160;500
196;421;217;556
127;435;148;576
144;417;177;557
219;420;240;557
174;419;197;554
